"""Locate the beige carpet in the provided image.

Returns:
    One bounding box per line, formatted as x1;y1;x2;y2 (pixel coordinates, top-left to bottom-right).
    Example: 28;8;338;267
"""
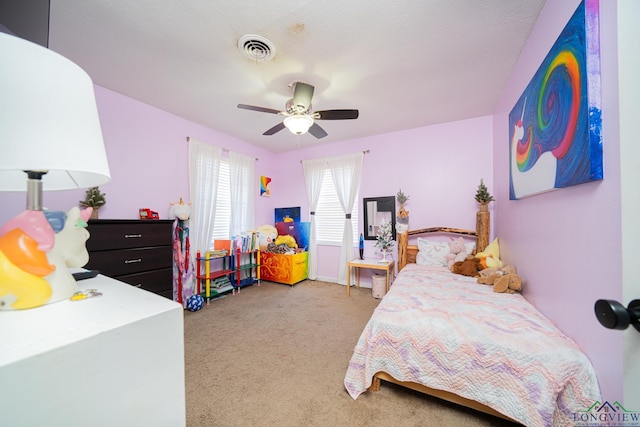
184;280;520;427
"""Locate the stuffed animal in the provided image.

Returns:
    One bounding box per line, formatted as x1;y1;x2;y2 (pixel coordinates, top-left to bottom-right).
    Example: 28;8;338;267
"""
476;265;522;293
275;234;298;248
446;237;468;268
493;274;523;294
257;225;278;250
475;237;503;269
170;198;191;220
451;255;482;277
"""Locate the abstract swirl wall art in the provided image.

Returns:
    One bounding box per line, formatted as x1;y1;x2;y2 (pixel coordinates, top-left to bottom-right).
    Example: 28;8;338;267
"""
260;175;272;197
509;0;602;200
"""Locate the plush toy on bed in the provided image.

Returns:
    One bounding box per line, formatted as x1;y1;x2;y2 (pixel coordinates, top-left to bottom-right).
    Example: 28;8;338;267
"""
451;255;482;277
475;237;503;269
477;265;522;293
446;237;468;268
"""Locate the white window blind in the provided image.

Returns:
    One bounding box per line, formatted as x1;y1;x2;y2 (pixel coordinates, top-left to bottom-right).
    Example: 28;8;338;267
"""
315;169;359;245
211;159;231;241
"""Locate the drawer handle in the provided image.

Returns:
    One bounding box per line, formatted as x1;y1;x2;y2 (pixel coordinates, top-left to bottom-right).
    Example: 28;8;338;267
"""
125;258;142;264
125;234;142;238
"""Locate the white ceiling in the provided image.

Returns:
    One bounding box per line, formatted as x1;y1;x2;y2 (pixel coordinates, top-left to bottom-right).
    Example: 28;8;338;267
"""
48;0;546;153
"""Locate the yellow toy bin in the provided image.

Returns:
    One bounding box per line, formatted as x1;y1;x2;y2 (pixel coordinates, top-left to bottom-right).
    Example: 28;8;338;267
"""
260;251;308;286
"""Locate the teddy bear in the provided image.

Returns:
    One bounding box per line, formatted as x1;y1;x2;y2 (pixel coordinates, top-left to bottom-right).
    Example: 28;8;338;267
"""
446;237;468;269
451;255;482;277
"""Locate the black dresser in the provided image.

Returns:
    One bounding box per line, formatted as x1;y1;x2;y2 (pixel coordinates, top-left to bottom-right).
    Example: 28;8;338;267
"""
85;219;174;299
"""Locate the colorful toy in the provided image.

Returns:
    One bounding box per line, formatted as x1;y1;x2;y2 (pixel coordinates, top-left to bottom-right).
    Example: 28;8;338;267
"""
275;234;298;248
475;237;503;269
257;225;277;250
170;198;195;306
186;294;204;311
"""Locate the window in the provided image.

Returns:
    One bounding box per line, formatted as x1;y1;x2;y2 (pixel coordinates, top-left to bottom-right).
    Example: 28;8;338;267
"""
211;159;231;241
315;168;359;245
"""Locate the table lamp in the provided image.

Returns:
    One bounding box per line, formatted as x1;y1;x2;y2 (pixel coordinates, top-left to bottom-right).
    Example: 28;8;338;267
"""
0;32;111;310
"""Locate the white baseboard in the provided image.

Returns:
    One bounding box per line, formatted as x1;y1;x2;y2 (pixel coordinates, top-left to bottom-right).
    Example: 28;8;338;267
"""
314;275;372;289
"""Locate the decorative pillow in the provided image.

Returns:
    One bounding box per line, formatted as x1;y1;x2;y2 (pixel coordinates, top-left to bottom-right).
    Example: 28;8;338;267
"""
465;242;476;255
416;238;450;267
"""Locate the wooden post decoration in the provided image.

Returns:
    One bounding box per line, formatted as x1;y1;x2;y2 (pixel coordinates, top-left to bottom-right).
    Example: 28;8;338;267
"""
474;179;494;253
476;204;490;253
398;231;408;271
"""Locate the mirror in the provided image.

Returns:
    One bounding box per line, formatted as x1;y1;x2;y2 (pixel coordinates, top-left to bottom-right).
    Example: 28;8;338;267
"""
363;196;396;241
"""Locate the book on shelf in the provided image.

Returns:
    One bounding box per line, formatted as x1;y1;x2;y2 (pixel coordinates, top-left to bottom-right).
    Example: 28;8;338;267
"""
231;230;261;253
206;240;231;258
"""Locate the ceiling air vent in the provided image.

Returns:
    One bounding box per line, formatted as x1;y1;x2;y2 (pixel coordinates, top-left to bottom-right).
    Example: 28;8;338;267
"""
238;34;276;62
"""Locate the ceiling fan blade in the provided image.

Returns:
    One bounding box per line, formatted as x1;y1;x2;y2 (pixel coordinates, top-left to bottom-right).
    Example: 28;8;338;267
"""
308;123;328;139
292;82;314;112
263;122;286;136
238;104;281;115
315;109;359;120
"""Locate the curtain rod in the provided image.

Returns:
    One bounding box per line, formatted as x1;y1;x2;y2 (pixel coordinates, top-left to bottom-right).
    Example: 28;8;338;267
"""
299;150;370;163
186;136;258;161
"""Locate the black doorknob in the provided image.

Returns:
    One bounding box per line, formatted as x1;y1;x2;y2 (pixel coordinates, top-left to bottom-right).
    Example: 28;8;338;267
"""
594;299;640;332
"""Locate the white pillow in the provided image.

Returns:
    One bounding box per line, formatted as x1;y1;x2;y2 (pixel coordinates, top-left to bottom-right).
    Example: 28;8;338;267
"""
416;238;450;267
465;242;476;255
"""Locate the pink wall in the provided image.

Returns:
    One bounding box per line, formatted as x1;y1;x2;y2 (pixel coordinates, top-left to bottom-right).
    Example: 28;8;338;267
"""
492;0;622;401
0;85;278;227
269;116;494;280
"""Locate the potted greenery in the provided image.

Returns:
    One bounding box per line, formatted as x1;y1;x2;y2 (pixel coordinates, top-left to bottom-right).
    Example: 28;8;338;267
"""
80;186;106;219
475;179;495;211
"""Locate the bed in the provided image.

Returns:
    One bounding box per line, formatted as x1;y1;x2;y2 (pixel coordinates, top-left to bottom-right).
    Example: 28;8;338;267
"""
344;227;601;426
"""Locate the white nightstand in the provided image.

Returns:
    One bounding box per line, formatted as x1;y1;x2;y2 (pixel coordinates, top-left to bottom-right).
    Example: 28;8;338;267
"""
346;258;395;296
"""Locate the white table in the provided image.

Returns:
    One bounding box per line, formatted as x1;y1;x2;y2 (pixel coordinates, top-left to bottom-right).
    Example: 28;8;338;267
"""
347;258;395;296
0;274;186;427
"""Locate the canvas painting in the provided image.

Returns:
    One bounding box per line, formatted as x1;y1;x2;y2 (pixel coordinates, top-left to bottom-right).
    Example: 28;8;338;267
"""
274;207;300;224
260;176;272;197
509;0;602;200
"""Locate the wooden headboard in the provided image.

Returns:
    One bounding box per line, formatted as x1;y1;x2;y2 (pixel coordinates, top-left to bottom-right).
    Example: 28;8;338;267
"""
397;217;489;272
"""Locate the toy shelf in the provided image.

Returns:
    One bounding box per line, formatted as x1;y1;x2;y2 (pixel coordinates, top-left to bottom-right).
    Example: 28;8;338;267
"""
229;249;261;293
195;242;260;303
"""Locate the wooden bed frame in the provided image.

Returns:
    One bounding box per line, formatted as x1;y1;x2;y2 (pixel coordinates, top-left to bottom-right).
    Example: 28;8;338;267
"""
369;220;517;423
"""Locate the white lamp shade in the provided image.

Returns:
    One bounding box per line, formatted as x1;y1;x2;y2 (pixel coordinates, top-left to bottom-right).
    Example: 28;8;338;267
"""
284;115;314;135
0;32;111;191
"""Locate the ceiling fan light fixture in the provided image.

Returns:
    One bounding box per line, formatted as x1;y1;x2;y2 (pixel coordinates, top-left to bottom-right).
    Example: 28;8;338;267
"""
284;115;314;135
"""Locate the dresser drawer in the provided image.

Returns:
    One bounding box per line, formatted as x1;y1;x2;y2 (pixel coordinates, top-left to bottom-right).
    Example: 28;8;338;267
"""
86;221;173;251
86;246;172;277
116;267;173;295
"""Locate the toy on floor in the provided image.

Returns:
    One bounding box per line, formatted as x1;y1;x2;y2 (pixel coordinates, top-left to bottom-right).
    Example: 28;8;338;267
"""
186;294;204;311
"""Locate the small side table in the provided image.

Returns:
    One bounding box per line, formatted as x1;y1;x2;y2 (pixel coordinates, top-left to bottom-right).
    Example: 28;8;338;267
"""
347;259;395;297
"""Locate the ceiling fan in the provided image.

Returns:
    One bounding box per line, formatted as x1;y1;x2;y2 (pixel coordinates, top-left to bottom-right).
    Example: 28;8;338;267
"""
237;82;359;139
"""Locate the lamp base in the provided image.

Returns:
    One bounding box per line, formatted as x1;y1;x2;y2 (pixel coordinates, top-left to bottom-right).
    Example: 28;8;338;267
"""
0;207;92;310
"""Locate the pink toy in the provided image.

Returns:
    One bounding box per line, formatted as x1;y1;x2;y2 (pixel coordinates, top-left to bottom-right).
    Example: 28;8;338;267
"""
446;237;468;268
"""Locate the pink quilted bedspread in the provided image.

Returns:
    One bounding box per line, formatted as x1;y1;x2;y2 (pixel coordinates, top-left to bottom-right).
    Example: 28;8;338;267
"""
344;264;601;426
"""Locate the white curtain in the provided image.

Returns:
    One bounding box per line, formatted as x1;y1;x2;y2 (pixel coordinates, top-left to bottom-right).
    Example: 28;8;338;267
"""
302;157;327;281
228;151;255;237
188;138;223;254
328;152;364;285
